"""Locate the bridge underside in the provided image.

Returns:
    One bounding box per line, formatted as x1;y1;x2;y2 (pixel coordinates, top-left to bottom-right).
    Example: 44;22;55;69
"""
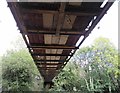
7;1;114;87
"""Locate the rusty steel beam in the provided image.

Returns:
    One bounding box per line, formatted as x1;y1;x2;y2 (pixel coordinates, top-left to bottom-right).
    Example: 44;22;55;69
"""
56;3;66;35
25;30;84;35
36;63;63;65
20;3;99;16
34;59;64;62
29;43;78;49
32;53;71;56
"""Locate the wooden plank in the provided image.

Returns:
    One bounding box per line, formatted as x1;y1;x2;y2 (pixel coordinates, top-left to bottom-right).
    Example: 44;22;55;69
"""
56;50;63;60
44;35;52;60
51;49;56;60
43;14;53;28
51;35;58;60
69;2;82;6
51;35;60;44
59;35;68;44
45;49;51;60
56;35;68;60
35;56;45;60
44;35;52;44
46;65;57;67
63;15;76;29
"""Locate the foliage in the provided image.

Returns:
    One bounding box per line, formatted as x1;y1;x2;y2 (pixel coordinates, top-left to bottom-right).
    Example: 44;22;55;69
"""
1;37;43;91
51;37;119;92
1;36;119;92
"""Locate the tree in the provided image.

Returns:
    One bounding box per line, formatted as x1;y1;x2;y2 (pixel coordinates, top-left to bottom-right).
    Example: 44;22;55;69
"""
1;37;43;91
75;37;119;92
51;37;119;92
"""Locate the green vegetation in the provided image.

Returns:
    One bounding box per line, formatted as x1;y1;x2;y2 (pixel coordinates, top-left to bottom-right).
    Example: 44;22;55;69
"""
1;37;43;91
50;37;119;92
0;37;119;92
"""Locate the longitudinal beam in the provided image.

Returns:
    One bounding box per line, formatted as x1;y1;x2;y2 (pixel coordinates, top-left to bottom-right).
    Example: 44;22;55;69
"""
56;3;66;35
